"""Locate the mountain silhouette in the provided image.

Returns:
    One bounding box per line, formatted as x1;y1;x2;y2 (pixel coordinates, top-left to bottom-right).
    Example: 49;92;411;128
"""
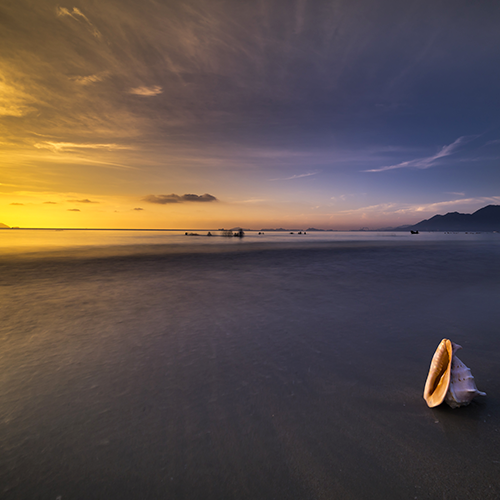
408;205;500;231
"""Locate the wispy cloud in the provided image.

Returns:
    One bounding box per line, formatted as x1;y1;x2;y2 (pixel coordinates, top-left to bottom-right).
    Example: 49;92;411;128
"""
0;80;37;117
0;182;23;187
331;194;354;202
409;196;500;213
144;193;218;204
340;196;500;217
239;198;267;203
67;208;81;212
129;86;163;96
269;172;318;181
34;142;132;152
70;74;106;85
56;7;101;38
10;203;24;206
133;207;144;211
340;202;399;215
365;136;476;172
16;152;136;171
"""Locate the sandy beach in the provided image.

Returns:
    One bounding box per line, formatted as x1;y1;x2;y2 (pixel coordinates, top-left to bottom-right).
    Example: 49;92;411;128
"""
1;235;499;499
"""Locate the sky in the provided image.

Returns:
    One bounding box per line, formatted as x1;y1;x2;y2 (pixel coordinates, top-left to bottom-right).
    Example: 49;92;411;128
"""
1;0;500;229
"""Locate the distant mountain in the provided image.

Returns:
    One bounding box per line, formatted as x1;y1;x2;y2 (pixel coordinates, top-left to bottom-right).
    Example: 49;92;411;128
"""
407;205;500;231
0;222;9;228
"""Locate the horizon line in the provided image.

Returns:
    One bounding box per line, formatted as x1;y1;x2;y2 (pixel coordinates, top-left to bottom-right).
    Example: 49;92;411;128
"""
0;227;386;232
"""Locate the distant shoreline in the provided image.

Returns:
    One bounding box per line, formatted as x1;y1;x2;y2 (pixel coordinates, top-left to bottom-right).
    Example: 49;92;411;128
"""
0;227;357;232
0;227;498;232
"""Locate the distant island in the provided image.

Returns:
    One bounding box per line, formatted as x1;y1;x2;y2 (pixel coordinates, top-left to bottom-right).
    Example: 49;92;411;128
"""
401;205;500;232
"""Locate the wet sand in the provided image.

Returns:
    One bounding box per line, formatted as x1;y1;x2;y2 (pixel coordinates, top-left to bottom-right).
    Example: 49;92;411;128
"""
1;240;499;499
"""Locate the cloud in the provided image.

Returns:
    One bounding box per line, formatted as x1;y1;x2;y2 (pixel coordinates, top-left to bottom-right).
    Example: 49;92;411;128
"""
70;74;106;85
182;193;218;202
56;7;101;38
34;142;131;152
10;202;24;205
143;193;218;204
331;194;352;202
340;196;500;217
67;208;81;212
143;195;181;204
43;201;57;204
133;207;144;210
365;136;477;172
21;152;136;170
129;86;163;97
0;80;37;117
409;196;500;213
340;203;399;215
67;199;98;203
240;198;267;203
269;172;318;181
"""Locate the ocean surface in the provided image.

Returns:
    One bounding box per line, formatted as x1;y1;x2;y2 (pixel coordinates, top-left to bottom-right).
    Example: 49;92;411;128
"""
1;230;499;499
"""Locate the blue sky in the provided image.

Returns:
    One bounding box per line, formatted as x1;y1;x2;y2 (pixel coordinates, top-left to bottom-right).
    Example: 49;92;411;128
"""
1;0;500;228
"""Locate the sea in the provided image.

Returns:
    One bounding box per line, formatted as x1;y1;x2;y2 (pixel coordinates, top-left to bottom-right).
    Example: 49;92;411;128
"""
1;229;499;499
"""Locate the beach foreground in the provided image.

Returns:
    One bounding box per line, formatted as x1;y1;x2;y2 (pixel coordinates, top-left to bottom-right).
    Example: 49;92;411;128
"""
1;235;499;499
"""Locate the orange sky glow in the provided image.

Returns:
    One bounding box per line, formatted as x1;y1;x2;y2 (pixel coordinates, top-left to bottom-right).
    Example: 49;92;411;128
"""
1;1;499;230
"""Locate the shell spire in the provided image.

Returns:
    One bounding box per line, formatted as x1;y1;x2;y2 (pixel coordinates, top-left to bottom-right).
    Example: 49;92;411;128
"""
423;339;486;408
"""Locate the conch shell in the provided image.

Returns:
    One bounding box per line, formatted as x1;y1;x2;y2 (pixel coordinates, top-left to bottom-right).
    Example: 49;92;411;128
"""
423;339;486;408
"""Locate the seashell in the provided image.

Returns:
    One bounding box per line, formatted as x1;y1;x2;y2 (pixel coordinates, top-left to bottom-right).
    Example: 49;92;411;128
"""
423;338;486;408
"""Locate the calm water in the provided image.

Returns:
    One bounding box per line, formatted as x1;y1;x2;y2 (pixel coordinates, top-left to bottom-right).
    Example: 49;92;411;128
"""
1;230;499;499
1;228;498;255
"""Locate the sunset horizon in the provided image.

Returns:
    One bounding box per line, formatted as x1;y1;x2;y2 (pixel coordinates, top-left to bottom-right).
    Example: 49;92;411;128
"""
2;1;499;231
1;202;499;232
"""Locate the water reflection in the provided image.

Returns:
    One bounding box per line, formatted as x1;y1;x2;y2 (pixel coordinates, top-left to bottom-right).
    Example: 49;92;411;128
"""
1;228;498;258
